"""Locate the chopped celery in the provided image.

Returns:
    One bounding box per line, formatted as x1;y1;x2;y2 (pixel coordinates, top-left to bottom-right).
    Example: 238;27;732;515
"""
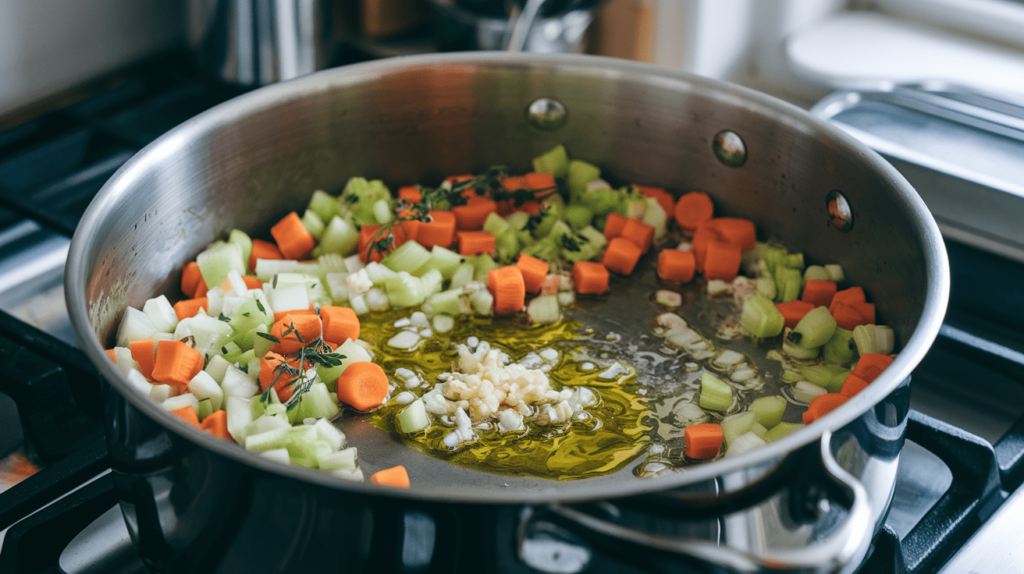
301;209;325;240
482;212;510;236
577;225;608;251
228;229;253;272
424;289;469;316
204;355;232;383
774;267;802;302
196;242;246;289
341;177;391;226
471;254;498;280
641;197;668;238
364;262;398;285
381;240;430;274
318;447;357;472
781;369;803;383
372;199;392;225
521;238;560;262
740;292;785;338
527;295;561;324
874;326;896;355
825;264;845;282
397;399;430;434
261;448;291;465
418;269;444;299
721;411;756;446
319;216;359;255
725;432;767;458
313;418;346;451
294;383;340;420
197;399;214;421
578;187;621;218
228;295;274;335
450;263;475;289
495;228;521;263
567;160;601;199
616;187;647;219
749;396;787;429
853;324;895;355
782;337;819;360
385;272;425;307
532;144;570;178
751;421;768;438
245;428;290;452
532;199;564;238
800;365;850;393
563;204;594;231
470;289;494;316
763;246;788;273
699;372;733;412
506;211;531;232
756;276;777;299
764;422;804;443
226;395;254;445
785;253;804;269
308;190;340;222
792;381;828;403
823;327;855;365
790;307;837;349
255;259;301;281
803;265;829;282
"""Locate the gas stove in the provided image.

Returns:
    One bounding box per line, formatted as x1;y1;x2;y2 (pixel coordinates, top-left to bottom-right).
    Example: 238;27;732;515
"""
1;53;1023;574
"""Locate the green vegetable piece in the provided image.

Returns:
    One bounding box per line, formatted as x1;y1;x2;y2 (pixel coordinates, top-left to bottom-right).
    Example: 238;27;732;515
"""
721;411;756;446
506;210;531;231
197;399;214;421
342;177;391;226
803;265;829;282
785;252;804;269
307;190;340;223
319;216;359;256
749;396;787;429
521;238;561;262
783;337;819;360
384;272;425;307
823;327;855;365
800;365;851;393
482;212;511;236
397;399;430;433
301;209;325;240
764;422;805;443
415;245;465;280
563;204;594;231
252;323;275;358
470;254;498;281
566;160;601;199
750;421;768;438
495;228;522;263
790;307;837;349
756;276;777;299
578;187;622;218
196;242;246;289
763;246;788;274
699;372;733;412
577;225;607;251
381;239;430;274
228;229;253;272
852;324;878;355
825;264;845;282
425;288;468;316
775;267;803;302
781;369;803;383
740;292;785;338
532;144;570;178
450;263;475;290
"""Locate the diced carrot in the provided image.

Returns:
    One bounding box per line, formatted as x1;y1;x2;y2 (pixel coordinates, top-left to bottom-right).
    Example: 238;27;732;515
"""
657;249;696;282
320;306;360;346
270;313;323;355
512;201;541;216
620;218;655;253
151;341;203;387
516;254;550;294
524;172;557;196
242;275;263;290
802;393;849;425
194;279;209;299
130;339;156;379
173;298;208;321
684;423;724;459
273;308;315;323
395;208;422;243
358;224;407;264
851;302;875;325
259;352;311;403
457;230;496;256
487;266;526;314
181;261;202;298
105;349;117;362
573;261;609;295
840;374;870;398
370;465;410;488
776;300;815;328
170;406;201;427
703;239;742;280
398;186;421;203
336;361;390;410
271;212;316;260
852;354;894;383
200;409;231;440
674;192;714;231
802;280;838;308
540;274;562;296
250;239;284;272
603;237;643;275
452;197;498;231
831;287;866;307
603;212;628;240
634;184;674;217
708;217;756;251
830;302;870;331
416;210;457;248
501;176;528;192
691;222;715;272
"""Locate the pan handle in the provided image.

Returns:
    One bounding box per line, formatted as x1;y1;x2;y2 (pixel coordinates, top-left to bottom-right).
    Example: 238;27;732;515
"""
527;430;872;573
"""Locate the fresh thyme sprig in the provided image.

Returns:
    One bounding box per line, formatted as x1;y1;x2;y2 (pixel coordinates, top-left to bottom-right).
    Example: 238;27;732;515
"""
363;166;559;260
259;319;346;409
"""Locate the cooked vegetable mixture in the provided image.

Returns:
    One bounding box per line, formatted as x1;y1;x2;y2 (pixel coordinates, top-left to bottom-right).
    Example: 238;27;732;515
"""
103;144;896;486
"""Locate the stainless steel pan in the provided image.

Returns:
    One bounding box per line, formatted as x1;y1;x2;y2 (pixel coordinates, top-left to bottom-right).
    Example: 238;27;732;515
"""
65;53;949;573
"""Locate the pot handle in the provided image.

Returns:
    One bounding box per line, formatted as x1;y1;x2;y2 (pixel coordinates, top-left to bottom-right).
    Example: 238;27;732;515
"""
532;430;871;574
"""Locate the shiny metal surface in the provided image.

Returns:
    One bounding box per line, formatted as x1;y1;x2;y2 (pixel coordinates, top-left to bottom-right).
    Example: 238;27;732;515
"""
431;1;595;53
939;468;1024;573
826;190;854;232
712;129;747;168
186;0;333;86
64;54;948;571
59;505;144;574
812;83;1024;263
527;96;569;130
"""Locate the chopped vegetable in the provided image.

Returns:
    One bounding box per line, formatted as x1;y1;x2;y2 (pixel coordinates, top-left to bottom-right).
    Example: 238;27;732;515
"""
336;362;389;410
684;423;724;459
673;192;714;231
370;465;410;488
603;237;643;275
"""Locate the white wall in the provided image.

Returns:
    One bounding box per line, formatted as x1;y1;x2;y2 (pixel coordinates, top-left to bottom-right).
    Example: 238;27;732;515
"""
0;0;185;116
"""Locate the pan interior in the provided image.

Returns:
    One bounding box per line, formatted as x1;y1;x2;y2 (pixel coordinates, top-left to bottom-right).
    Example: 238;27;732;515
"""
71;55;938;499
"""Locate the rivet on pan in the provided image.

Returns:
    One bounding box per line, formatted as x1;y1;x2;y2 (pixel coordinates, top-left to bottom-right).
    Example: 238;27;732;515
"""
527;97;568;131
712;130;746;167
826;190;854;232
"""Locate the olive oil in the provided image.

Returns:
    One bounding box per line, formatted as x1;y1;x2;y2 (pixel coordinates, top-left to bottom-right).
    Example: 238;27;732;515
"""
362;309;651;480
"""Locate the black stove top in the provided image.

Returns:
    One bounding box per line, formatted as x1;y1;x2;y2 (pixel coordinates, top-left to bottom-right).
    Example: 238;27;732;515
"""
1;52;1023;574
